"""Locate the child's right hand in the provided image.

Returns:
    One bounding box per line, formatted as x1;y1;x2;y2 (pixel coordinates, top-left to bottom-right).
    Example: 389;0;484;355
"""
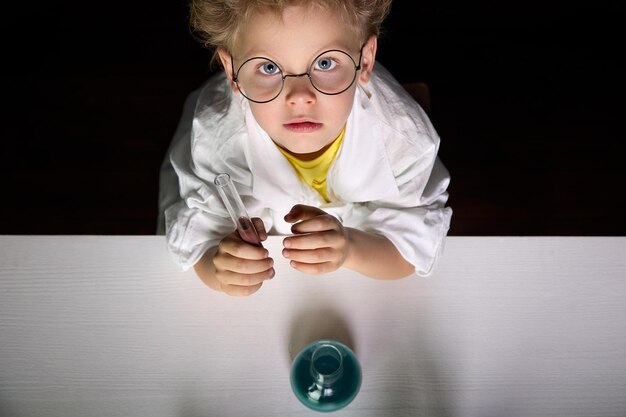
212;218;274;296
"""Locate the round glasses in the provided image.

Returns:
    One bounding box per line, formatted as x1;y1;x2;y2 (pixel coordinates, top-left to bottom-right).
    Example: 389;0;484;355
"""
232;47;363;103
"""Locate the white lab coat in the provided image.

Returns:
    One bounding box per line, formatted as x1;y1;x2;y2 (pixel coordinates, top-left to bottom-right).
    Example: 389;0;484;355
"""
158;63;452;276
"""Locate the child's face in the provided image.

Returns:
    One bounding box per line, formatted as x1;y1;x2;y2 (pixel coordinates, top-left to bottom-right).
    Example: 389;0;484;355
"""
219;5;377;160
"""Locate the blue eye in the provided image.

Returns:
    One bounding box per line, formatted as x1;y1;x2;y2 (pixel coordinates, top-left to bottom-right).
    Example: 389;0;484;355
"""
315;57;336;71
260;61;280;75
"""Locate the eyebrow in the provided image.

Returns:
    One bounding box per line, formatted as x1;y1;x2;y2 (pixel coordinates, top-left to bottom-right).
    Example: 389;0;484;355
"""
238;41;357;61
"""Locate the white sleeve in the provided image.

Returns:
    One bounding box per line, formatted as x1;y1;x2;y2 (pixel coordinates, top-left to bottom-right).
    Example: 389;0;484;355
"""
157;89;199;236
157;82;241;271
342;155;452;277
340;65;452;276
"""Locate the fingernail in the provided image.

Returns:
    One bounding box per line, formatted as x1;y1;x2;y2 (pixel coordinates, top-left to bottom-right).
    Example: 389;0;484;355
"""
283;238;292;248
282;249;290;258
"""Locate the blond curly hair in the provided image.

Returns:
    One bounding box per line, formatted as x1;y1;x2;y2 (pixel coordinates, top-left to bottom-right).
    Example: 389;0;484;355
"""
189;0;392;68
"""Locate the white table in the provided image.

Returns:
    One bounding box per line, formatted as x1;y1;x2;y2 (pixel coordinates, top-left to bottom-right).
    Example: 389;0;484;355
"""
1;236;625;417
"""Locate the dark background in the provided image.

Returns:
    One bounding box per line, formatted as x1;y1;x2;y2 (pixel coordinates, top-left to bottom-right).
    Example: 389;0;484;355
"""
3;2;624;235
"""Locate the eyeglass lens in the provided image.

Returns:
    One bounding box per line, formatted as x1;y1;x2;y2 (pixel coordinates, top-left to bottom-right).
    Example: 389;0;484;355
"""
235;50;358;103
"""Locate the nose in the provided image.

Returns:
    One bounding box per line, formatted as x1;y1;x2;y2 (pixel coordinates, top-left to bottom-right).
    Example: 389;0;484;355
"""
283;73;316;106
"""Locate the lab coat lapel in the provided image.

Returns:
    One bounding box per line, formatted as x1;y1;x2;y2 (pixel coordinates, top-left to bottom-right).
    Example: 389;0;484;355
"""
329;87;399;203
244;105;303;211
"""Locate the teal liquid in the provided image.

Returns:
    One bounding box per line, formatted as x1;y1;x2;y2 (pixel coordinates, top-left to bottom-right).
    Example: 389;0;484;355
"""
290;340;362;412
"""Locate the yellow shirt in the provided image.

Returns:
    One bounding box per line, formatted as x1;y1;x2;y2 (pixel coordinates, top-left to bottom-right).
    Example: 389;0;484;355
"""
278;126;345;202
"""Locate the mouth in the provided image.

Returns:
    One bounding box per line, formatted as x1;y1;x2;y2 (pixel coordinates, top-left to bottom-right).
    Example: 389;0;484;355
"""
283;120;323;133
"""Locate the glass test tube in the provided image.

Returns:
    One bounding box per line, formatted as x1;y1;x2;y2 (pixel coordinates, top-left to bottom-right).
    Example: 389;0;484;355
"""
214;173;263;247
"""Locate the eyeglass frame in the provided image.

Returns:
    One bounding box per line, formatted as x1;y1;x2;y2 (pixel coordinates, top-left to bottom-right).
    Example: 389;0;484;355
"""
230;44;365;104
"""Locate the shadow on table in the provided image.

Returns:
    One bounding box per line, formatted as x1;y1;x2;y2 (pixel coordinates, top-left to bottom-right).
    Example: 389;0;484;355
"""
287;304;355;363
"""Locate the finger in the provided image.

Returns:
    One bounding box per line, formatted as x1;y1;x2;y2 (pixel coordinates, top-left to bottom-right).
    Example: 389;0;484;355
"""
214;252;274;274
282;247;338;265
288;260;336;275
220;235;269;259
284;204;326;223
221;282;264;297
290;214;341;234
283;230;341;250
216;266;275;286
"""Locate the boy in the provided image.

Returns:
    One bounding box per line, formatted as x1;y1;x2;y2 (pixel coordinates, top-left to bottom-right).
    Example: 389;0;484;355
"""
159;0;452;296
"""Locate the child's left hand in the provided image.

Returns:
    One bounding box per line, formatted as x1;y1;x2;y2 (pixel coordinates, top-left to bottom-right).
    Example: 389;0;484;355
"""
282;204;349;274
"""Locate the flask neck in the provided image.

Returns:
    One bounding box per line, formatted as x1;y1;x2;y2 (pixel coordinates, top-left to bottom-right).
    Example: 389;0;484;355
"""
310;344;344;387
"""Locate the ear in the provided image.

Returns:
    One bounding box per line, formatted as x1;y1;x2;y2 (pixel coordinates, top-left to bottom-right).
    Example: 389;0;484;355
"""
357;35;378;84
217;47;240;93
